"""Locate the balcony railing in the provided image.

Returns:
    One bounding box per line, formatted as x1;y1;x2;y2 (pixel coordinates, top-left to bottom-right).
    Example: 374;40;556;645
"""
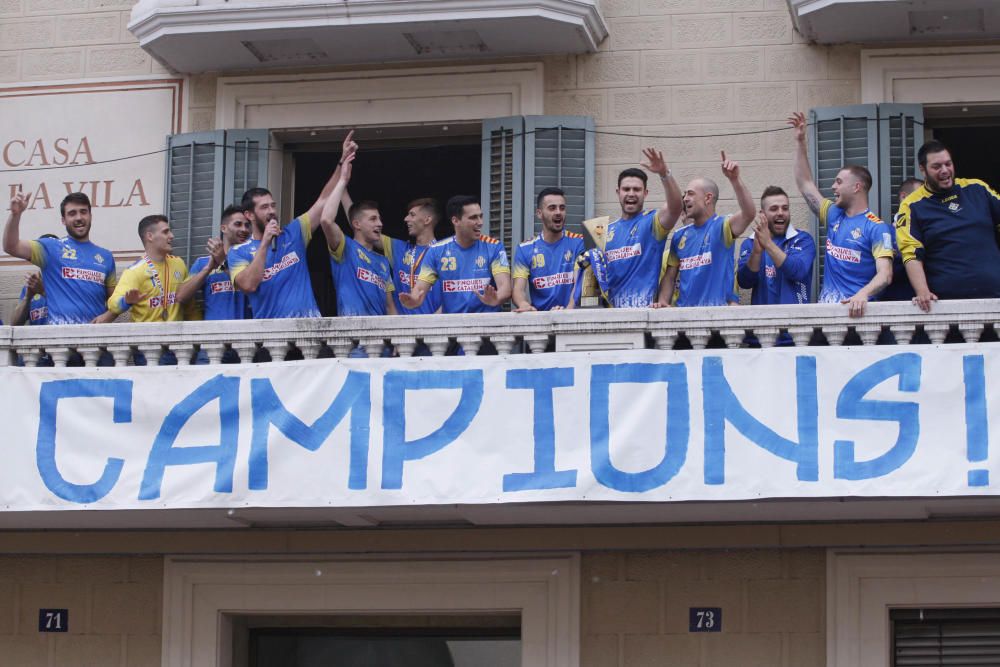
3;299;998;367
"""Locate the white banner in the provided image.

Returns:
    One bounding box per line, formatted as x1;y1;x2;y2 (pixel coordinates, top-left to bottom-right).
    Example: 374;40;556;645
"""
2;346;998;511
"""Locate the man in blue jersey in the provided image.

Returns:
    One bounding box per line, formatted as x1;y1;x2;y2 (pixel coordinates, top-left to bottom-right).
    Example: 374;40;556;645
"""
229;131;357;319
319;153;396;317
512;187;585;311
400;195;511;313
736;185;815;305
12;271;47;326
657;151;756;307
381;198;443;315
789;111;893;317
187;205;252;321
602;148;683;308
3;191;117;324
896;140;1000;309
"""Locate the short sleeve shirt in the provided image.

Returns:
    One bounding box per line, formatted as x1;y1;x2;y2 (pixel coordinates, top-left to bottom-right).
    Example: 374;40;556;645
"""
108;255;190;322
28;236;117;324
228;215;321;319
330;235;394;316
819;201;894;303
382;236;442;314
190;255;248;321
666;215;736;307
512;232;585;310
418;236;510;313
604;209;669;308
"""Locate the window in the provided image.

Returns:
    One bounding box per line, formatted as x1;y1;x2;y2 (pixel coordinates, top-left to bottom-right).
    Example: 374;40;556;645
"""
892;608;1000;666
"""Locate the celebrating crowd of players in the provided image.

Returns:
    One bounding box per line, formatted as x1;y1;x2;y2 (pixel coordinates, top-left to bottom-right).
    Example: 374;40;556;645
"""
3;117;1000;345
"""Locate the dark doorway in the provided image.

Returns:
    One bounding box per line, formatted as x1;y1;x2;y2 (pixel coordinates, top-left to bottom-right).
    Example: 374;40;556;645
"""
291;142;481;316
927;123;1000;190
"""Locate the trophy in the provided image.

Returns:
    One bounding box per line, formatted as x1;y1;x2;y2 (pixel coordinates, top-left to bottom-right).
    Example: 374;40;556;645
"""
576;215;610;308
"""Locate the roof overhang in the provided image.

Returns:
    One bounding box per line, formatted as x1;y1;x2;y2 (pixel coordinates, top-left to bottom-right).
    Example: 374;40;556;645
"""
128;0;608;74
789;0;1000;44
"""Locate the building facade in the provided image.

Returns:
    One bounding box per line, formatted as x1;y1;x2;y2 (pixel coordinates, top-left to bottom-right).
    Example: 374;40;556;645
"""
1;1;1000;665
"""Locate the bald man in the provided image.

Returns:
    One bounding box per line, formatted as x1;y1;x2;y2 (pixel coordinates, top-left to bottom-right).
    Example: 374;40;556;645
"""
656;152;756;307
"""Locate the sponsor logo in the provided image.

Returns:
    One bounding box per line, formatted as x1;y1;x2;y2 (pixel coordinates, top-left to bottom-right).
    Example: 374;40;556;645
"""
60;266;106;284
532;271;574;289
148;293;178;308
30;306;47;322
605;243;642;263
262;252;299;281
210;280;234;294
442;277;491;293
678;251;712;271
356;266;387;291
826;239;861;263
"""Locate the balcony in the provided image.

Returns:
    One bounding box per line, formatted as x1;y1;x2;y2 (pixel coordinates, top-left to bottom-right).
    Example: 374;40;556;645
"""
128;0;608;74
3;300;999;531
788;0;1000;45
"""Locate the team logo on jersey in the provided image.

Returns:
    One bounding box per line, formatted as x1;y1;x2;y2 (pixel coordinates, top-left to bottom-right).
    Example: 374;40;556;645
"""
948;201;962;213
94;254;104;264
564;250;572;262
403;249;414;266
476;255;486;268
851;228;861;240
356;248;371;264
678;234;687;250
174;270;181;279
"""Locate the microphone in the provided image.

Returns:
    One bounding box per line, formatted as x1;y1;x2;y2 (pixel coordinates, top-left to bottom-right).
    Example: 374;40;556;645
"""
268;218;277;252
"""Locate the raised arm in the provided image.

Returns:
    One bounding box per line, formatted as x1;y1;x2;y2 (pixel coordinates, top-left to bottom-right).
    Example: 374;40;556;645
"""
640;148;682;235
787;112;825;216
720;151;756;237
3;193;34;261
233;221;279;293
304;131;357;230
320;152;355;254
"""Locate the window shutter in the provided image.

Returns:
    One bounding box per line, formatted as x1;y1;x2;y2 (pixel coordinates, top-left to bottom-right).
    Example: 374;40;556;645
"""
481;117;524;254
808;104;879;297
223;129;270;208
892;608;1000;666
878;104;924;221
165;131;224;265
522;116;596;245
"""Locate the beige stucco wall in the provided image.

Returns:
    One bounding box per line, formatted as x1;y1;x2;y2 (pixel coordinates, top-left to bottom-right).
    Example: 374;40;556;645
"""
0;548;821;667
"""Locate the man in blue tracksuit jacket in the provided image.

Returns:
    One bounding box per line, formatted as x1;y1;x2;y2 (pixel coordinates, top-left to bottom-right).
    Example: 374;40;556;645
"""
737;185;815;305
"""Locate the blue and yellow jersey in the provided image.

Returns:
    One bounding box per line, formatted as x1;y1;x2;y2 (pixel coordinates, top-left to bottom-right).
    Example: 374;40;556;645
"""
227;215;320;319
819;200;894;303
18;286;48;325
736;227;815;305
665;214;738;307
895;179;1000;299
330;235;394;316
190;255;248;321
512;232;585;310
108;255;196;322
604;209;670;308
28;236;116;324
382;236;442;314
418;235;510;313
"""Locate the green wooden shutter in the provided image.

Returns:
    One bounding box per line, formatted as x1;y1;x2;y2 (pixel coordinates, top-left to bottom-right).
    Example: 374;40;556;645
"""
223;129;270;208
808;105;879;297
481;117;524;254
165;131;224;265
522;116;596;244
878;104;924;220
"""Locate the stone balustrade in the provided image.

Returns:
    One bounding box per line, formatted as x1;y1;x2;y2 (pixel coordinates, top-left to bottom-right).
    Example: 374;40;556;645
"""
1;299;997;367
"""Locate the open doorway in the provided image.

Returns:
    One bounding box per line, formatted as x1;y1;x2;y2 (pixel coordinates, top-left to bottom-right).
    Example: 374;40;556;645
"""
925;106;1000;189
285;126;481;316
